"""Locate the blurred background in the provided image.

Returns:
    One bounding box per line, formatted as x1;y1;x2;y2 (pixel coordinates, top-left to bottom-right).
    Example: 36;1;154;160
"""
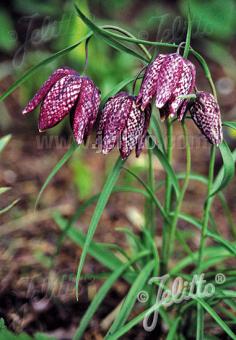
0;0;236;338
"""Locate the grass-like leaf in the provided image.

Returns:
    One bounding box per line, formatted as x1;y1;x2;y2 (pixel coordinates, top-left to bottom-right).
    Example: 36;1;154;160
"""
0;34;92;102
0;199;19;215
210;141;235;197
74;4;149;63
54;212;135;284
106;260;154;337
35;141;78;208
0;134;11;153
75;156;125;299
73;251;150;339
196;298;236;339
152;144;180;198
223;121;236;130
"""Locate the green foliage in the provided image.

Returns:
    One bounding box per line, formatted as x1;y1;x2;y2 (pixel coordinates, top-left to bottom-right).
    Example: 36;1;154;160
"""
1;1;236;339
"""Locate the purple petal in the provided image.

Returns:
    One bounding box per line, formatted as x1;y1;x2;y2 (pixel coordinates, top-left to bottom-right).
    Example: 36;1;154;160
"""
102;93;133;154
96;92;127;145
155;53;183;109
39;74;82;131
177;59;196;120
72;78;101;144
190;91;223;145
135;104;152;157
120;101;145;159
22;67;78;114
137;54;166;110
168;58;196;118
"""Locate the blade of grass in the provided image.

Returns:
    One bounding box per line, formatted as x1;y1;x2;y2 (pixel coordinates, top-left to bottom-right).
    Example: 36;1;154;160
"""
74;4;149;63
105;260;154;337
210;141;235;197
0;34;92;102
35;141;78;208
196;298;236;340
75;156;125;299
0;134;11;153
54;212;136;284
73;250;150;339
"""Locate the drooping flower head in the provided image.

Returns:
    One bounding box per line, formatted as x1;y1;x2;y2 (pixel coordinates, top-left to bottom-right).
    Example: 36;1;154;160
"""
137;53;196;120
97;92;151;159
190;91;223;145
22;67;101;144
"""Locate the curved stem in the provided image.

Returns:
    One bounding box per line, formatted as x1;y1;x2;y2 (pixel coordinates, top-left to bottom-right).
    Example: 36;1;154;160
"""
161;118;173;274
197;145;216;271
148;147;156;235
100;26;217;97
166;122;191;268
183;1;192;58
102;25;151;60
196;145;216;340
82;37;91;75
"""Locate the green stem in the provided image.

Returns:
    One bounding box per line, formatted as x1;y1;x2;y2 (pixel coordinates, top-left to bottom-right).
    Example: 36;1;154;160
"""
161;118;173;274
197;146;216;270
196;145;216;339
102;25;151;60
183;2;192;58
166;122;191;268
148;148;156;235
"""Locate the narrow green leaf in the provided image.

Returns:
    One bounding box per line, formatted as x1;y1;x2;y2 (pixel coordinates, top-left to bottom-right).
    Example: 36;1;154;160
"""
0;134;11;153
196;298;236;340
0;187;11;195
210;141;235;197
0;34;92;102
35;141;78;208
75;157;125;299
152;145;180;198
74;4;149;63
0;199;19;215
54;212;136;284
73;251;149;339
106;260;154;337
176;212;236;257
166;317;181;340
122;167;169;222
223;121;236;130
150;115;166;154
101;76;138;106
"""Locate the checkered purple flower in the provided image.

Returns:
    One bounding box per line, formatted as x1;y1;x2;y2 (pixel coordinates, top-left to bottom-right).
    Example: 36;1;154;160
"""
97;92;151;159
190;91;223;145
22;67;101;144
137;53;196;120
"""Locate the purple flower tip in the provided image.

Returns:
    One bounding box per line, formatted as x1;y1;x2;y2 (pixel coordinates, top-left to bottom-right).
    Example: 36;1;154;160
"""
137;53;196;120
22;67;101;145
190;91;223;145
97;92;151;159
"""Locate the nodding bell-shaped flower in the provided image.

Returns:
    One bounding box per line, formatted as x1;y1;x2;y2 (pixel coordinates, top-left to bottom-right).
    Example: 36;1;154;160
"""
190;91;223;146
97;92;151;159
137;53;196;120
22;67;101;144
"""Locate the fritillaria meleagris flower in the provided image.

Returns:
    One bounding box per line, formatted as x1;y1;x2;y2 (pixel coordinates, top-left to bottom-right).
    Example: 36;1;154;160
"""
137;53;196;120
22;67;101;144
190;91;223;145
97;92;151;159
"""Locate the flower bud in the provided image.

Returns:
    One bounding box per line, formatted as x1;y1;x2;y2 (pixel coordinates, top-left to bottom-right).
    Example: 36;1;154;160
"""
97;92;151;159
22;67;101;145
190;91;223;145
137;53;196;119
